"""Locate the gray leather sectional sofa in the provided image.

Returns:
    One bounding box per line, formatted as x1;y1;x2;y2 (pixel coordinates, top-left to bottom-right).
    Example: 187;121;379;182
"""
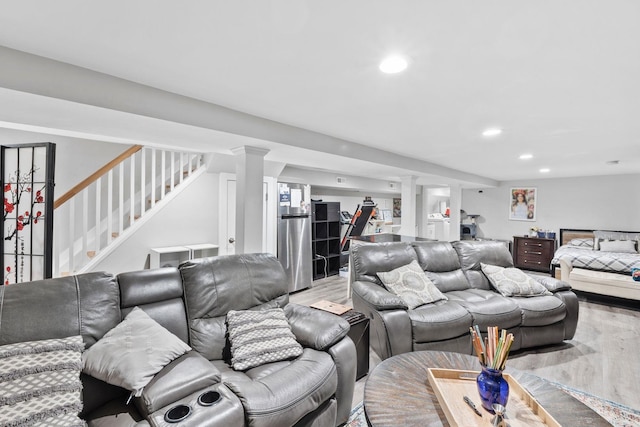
0;253;356;427
350;240;579;360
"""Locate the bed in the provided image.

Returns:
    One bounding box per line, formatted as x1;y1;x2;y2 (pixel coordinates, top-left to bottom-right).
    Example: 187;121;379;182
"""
552;228;640;301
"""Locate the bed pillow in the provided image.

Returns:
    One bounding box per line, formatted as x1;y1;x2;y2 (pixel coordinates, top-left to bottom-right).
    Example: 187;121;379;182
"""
569;238;594;248
481;263;552;297
376;260;447;309
226;308;303;371
593;230;640;250
0;335;85;427
83;307;191;396
598;239;638;253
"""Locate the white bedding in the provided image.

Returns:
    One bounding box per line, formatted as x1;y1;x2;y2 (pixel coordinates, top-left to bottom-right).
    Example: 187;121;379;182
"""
552;245;640;274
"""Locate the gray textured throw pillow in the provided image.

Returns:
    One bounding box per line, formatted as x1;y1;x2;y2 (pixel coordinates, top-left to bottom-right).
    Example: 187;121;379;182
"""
82;307;191;396
227;308;303;371
376;260;447;309
481;263;552;297
0;335;85;427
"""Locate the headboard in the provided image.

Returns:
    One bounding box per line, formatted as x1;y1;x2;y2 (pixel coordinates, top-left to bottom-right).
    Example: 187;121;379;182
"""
559;228;640;246
559;229;595;246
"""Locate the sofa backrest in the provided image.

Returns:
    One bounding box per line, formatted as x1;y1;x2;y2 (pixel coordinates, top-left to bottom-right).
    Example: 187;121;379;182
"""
117;267;189;343
349;242;417;285
411;241;471;292
452;240;514;289
0;272;120;348
179;253;289;361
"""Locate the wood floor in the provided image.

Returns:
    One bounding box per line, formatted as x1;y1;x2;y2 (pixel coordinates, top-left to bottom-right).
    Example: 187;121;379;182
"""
290;274;640;411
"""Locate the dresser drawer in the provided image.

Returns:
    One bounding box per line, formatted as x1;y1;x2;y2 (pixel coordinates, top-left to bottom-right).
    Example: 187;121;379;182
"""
513;236;556;273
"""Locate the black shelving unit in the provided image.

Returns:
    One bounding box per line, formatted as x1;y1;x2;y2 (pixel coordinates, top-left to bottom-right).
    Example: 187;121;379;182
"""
311;201;341;279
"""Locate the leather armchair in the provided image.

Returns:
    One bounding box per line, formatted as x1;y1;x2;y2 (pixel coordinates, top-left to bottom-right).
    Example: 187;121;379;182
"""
179;253;357;427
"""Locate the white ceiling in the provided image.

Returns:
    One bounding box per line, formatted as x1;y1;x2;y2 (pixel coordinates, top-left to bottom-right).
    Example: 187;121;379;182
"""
0;1;639;186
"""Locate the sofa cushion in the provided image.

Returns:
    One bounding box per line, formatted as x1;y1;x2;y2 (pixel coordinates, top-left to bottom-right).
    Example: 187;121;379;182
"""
511;296;567;327
83;307;191;396
221;348;338;427
180;253;289;361
412;241;471;292
481;263;553;297
227;308;303;371
408;300;473;342
453;241;515;290
377;260;447;309
0;273;120;348
0;335;85;427
445;289;522;329
350;242;417;285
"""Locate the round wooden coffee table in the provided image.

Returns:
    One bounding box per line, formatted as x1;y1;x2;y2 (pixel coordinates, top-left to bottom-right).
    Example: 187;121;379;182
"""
363;351;610;427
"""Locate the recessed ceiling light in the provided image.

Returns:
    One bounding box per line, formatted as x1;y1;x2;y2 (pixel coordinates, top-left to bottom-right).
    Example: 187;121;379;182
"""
379;55;408;74
482;128;502;137
539;168;550;173
519;153;533;160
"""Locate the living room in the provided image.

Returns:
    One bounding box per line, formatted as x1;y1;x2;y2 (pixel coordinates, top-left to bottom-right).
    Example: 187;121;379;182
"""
1;2;639;426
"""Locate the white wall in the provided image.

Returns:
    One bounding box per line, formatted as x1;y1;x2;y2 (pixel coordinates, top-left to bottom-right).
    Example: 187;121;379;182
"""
461;174;640;241
92;171;220;274
0;128;129;196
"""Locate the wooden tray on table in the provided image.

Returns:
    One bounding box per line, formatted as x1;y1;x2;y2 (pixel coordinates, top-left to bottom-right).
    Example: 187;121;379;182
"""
426;368;561;427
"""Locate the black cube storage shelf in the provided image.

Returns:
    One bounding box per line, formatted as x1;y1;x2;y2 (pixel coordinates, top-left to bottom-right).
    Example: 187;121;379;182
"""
311;201;341;280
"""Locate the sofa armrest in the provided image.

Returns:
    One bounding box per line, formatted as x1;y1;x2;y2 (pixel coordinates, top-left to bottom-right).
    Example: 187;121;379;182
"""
134;351;220;417
352;280;408;310
530;274;572;292
285;303;350;351
327;336;357;425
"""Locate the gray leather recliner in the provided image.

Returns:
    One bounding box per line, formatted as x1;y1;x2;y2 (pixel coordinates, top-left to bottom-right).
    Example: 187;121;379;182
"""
350;240;578;361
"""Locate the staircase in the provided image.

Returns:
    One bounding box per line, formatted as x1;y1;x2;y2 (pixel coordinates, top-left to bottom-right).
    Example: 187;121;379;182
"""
53;146;205;276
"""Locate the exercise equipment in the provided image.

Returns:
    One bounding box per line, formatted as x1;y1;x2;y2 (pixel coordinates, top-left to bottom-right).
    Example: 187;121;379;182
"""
340;198;376;252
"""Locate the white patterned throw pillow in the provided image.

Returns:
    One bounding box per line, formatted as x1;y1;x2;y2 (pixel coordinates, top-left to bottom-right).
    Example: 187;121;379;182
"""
376;260;447;309
481;263;552;297
226;308;303;371
0;335;86;427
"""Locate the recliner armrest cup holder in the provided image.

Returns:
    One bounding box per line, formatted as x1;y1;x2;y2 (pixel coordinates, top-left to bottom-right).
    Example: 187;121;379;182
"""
164;404;192;423
197;390;221;407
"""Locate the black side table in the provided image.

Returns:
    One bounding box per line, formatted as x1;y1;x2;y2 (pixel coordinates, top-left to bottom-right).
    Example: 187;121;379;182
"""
340;310;370;380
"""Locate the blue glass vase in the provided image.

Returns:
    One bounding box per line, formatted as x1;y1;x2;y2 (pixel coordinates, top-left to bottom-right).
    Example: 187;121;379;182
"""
476;366;509;412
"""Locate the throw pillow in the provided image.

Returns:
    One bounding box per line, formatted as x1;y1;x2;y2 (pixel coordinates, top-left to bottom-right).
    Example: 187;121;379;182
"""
598;239;638;253
481;263;553;297
0;335;86;427
376;260;447;309
226;308;303;371
82;307;191;396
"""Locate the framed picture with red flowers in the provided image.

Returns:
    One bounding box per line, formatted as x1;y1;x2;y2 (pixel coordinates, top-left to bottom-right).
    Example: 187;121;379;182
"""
1;143;56;284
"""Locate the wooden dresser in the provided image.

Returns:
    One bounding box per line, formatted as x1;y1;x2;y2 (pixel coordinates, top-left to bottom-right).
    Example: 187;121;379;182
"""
513;236;556;273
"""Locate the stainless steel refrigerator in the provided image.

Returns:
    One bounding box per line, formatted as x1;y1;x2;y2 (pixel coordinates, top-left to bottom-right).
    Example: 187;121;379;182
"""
277;182;312;292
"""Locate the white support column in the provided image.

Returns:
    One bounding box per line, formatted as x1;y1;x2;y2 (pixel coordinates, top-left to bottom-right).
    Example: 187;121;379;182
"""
420;185;431;238
449;184;462;241
232;146;269;254
400;176;418;236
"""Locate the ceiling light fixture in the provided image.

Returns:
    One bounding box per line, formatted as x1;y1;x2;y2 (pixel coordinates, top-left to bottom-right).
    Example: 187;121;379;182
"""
482;128;502;137
519;153;533;160
379;55;408;74
539;168;550;173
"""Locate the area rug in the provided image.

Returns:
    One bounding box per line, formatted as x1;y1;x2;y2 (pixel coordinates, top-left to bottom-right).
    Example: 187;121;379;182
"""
347;384;640;427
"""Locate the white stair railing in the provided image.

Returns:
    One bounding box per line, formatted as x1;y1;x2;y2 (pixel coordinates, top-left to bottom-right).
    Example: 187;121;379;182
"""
53;146;204;276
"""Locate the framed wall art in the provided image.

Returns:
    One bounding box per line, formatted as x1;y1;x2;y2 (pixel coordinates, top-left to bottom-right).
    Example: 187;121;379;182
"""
509;187;536;221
